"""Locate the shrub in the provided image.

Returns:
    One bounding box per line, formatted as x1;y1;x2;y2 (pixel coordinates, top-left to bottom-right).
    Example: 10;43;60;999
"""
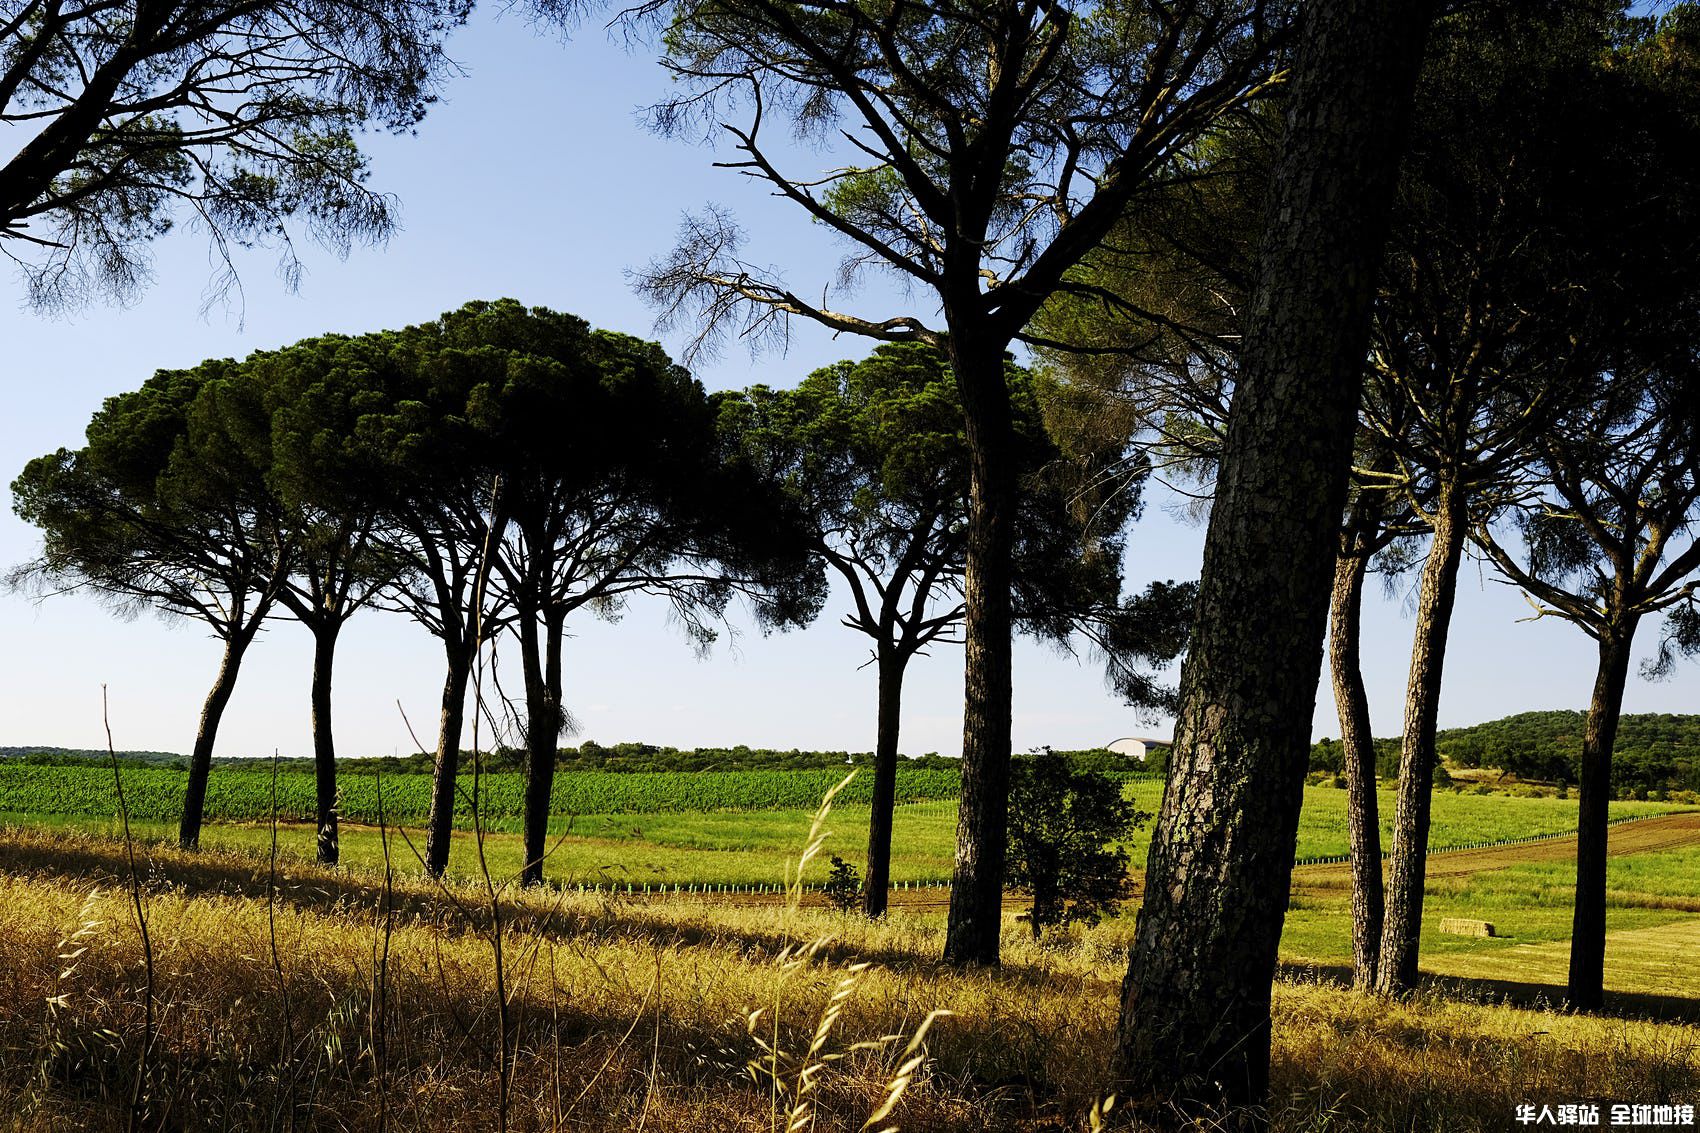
1006;749;1149;938
823;856;862;912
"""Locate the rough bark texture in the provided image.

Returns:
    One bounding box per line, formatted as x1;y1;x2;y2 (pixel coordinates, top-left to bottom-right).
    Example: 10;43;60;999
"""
943;338;1018;967
1114;0;1430;1119
863;647;907;917
1329;546;1383;988
178;632;252;851
520;607;566;888
311;623;341;866
1567;626;1636;1010
424;642;472;878
1377;482;1465;994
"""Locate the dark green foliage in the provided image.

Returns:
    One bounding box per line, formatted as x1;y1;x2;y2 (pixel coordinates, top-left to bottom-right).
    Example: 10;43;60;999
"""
1055;748;1167;777
1006;749;1148;937
1649;604;1700;679
823;856;863;912
718;342;1178;702
558;743;934;773
1437;712;1700;793
0;748;186;770
1309;737;1401;778
204;744;1152;777
11;359;289;630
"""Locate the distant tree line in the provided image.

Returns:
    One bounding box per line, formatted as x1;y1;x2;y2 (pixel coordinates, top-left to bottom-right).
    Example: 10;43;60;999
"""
1308;712;1700;796
0;740;1160;779
0;747;185;770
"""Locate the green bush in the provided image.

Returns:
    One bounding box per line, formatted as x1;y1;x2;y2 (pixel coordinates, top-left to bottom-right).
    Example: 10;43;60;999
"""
1006;749;1148;938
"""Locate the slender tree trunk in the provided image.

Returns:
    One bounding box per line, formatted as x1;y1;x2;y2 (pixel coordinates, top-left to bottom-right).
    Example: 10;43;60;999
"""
179;631;254;850
1376;482;1466;994
1115;1;1430;1120
944;337;1017;967
1330;546;1384;987
1567;624;1636;1010
520;607;565;887
863;645;908;917
311;621;342;866
425;635;472;878
1030;868;1054;939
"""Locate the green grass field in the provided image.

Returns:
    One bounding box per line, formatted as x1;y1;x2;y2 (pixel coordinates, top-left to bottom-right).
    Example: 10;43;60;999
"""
5;769;1700;1015
2;777;1686;890
1281;840;1700;994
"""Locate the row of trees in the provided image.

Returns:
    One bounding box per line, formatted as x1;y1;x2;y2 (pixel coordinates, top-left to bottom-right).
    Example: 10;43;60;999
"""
10;299;1185;904
627;0;1693;1113
0;0;1339;1115
1039;0;1700;1022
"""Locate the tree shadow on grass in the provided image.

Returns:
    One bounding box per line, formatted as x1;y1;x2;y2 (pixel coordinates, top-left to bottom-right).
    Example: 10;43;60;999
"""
0;825;1094;993
1278;960;1700;1024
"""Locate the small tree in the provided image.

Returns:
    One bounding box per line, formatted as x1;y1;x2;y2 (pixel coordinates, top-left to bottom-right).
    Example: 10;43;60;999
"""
1006;749;1145;939
822;855;862;913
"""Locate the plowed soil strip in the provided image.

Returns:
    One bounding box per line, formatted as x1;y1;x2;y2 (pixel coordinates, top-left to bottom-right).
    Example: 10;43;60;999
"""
1293;810;1700;886
691;812;1700;909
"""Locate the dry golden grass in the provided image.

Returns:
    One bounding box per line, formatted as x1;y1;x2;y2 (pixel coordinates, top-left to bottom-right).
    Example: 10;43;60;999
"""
0;825;1696;1131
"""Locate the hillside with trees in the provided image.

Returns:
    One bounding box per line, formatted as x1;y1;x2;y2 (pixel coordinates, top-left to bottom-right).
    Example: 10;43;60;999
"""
1437;711;1700;794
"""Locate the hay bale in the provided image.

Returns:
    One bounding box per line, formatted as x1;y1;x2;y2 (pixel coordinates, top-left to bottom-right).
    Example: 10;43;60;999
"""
1439;918;1497;938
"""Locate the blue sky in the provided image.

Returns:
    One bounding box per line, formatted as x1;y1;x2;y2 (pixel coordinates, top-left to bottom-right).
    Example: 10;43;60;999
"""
0;11;1692;760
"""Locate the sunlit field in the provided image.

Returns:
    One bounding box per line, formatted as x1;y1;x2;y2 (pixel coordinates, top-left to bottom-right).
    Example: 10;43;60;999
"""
1;823;1698;1132
1;778;1686;887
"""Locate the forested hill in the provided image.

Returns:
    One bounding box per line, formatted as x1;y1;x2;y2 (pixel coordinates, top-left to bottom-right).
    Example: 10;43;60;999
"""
1437;711;1700;791
0;746;185;769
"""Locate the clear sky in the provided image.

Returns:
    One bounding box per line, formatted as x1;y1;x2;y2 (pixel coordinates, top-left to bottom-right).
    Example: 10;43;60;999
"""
1;12;1692;761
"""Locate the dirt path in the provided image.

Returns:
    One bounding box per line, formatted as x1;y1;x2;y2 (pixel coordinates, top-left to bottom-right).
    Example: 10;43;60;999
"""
1292;810;1700;889
706;811;1700;910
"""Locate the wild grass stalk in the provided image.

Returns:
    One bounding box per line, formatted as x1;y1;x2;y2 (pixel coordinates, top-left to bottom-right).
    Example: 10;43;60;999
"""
741;768;957;1133
267;746;300;1132
103;685;155;1133
369;768;396;1133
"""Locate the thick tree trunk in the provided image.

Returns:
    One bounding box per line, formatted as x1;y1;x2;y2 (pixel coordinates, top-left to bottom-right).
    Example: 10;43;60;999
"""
1330;547;1384;987
1114;1;1430;1121
311;622;342;866
943;338;1018;968
179;631;253;851
520;608;565;887
424;638;472;879
863;646;908;917
1376;483;1466;994
1567;625;1636;1010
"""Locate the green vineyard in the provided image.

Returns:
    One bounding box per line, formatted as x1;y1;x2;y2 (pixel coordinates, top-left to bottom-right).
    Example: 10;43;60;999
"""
0;763;962;825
